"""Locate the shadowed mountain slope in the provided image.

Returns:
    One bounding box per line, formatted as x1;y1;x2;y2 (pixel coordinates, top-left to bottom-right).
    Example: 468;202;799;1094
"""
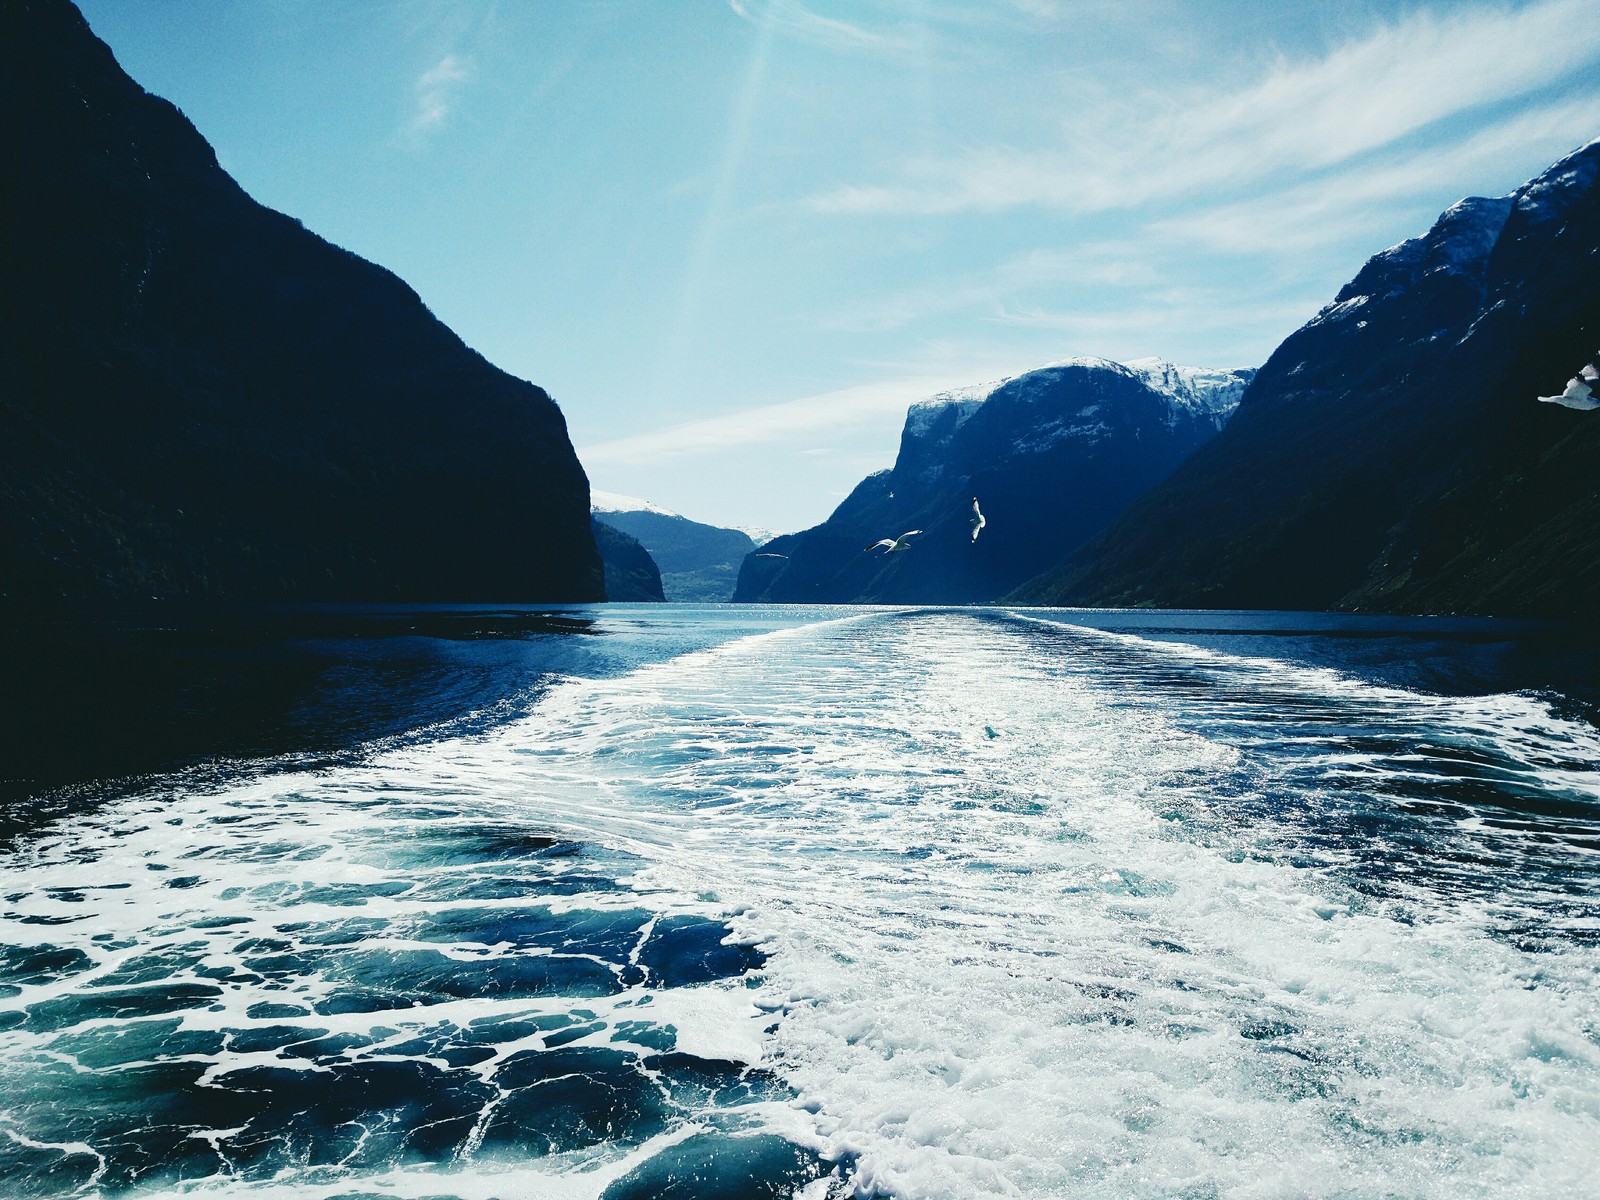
734;358;1251;604
0;0;603;604
591;519;665;602
1011;140;1600;620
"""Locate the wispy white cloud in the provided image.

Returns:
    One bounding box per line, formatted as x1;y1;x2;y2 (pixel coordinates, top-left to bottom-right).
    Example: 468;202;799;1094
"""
727;0;924;55
1001;0;1065;20
819;242;1161;334
984;289;1326;361
581;374;978;465
409;52;472;136
809;90;1600;349
803;0;1600;216
1151;94;1600;256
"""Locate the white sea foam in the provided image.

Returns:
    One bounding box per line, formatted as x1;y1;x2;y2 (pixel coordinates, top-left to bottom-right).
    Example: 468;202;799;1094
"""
430;609;1599;1197
3;608;1598;1198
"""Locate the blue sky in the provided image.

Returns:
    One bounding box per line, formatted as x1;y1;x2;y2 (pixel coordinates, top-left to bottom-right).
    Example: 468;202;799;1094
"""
77;0;1600;532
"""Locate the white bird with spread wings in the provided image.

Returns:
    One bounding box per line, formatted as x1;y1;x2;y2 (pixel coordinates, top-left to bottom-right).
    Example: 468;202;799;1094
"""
1538;362;1600;411
969;496;986;543
864;530;922;554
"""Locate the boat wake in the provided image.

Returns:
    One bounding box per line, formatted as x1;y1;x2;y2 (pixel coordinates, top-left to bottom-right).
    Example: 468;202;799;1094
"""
2;608;1596;1198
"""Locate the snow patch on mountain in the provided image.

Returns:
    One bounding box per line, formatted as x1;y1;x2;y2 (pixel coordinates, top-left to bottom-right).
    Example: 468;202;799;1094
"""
904;380;1007;438
1012;416;1112;454
1123;358;1253;420
1004;359;1250;454
1424;196;1514;275
901;356;1253;465
1033;355;1125;373
734;525;783;546
1308;293;1371;328
591;490;681;518
1513;137;1600;228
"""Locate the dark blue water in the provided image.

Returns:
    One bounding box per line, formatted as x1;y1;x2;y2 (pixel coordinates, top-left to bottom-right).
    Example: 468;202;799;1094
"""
1;605;1596;1198
0;604;829;838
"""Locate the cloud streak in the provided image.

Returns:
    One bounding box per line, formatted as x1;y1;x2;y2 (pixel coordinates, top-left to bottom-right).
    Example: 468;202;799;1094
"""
803;0;1600;217
580;375;980;466
409;52;472;136
727;0;924;55
1150;94;1600;257
806;88;1600;348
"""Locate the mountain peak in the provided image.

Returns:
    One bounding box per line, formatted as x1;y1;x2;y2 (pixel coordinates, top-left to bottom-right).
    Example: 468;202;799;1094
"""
1018;136;1600;619
739;351;1253;604
1122;358;1256;417
590;490;682;518
0;0;602;602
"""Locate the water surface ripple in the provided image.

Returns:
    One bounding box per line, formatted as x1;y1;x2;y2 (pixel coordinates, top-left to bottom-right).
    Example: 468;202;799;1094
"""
1;607;1596;1198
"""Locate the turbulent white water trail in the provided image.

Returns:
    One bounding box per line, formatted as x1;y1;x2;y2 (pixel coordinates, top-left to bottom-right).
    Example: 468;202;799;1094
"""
2;608;1598;1198
473;609;1600;1198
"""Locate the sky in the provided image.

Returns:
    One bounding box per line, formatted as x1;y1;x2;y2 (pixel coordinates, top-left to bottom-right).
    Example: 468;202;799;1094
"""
76;0;1600;533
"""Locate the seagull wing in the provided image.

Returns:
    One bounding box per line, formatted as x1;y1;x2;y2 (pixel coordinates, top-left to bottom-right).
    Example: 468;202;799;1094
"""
864;539;896;553
1539;377;1600;410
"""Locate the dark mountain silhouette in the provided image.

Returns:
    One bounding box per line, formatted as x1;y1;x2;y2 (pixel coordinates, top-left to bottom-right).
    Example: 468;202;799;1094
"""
591;518;665;602
0;0;603;604
1012;140;1600;620
734;358;1251;604
592;494;757;601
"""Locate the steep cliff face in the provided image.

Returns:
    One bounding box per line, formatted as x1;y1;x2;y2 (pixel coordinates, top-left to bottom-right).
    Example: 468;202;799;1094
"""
0;0;604;603
591;519;665;602
1013;140;1600;619
734;358;1251;604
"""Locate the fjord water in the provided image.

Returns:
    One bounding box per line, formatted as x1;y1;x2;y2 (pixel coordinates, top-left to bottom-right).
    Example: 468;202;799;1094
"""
1;606;1597;1198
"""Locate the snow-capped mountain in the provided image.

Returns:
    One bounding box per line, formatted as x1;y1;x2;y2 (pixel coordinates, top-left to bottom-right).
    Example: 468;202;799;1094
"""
590;490;682;518
1014;139;1600;620
734;356;1253;604
732;526;783;548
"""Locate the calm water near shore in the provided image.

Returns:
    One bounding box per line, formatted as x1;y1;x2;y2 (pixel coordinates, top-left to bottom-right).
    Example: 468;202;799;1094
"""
1;604;1596;1198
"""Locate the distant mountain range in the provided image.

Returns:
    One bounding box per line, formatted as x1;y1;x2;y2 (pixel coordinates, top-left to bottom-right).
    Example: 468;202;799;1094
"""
1;0;602;604
592;492;758;602
734;359;1252;604
1013;140;1600;620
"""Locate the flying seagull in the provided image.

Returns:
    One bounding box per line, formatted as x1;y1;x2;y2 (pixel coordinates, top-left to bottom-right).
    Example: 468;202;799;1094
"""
864;530;922;554
969;496;986;543
1538;362;1600;411
754;552;788;559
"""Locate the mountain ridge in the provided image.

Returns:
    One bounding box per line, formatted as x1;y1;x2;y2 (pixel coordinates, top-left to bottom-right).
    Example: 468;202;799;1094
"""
1010;140;1600;619
735;356;1253;604
1;0;603;604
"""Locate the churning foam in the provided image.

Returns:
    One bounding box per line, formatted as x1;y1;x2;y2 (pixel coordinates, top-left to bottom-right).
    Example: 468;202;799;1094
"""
3;608;1598;1198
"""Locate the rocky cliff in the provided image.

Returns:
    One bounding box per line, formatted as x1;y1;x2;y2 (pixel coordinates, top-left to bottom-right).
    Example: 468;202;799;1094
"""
734;358;1251;604
591;518;665;602
0;0;604;604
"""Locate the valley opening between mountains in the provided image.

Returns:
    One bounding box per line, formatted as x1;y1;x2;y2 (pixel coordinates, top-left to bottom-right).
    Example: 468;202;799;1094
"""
3;2;1599;1199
